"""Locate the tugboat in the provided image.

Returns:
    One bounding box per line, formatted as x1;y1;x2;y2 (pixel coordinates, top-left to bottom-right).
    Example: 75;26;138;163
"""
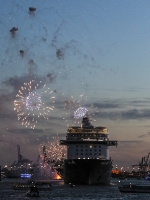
12;179;52;191
118;182;150;193
60;116;118;185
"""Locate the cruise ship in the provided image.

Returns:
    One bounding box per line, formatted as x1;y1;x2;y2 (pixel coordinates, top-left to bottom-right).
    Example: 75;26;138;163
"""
60;116;118;185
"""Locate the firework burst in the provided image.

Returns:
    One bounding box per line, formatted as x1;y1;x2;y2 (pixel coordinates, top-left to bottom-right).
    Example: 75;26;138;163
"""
40;136;67;162
14;79;55;129
74;106;88;119
63;94;88;125
47;137;66;161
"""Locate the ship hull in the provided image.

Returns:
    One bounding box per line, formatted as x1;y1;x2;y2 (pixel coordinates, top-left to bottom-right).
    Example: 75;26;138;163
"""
63;159;112;185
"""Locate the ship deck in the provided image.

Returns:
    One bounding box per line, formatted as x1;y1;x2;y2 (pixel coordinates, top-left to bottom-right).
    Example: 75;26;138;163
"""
60;140;117;146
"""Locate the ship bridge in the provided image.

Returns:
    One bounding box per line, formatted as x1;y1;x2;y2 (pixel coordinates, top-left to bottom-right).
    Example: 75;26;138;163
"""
66;116;109;141
67;126;108;133
67;124;109;142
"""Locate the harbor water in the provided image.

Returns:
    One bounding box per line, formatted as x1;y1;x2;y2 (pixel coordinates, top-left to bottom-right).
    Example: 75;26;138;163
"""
1;178;150;200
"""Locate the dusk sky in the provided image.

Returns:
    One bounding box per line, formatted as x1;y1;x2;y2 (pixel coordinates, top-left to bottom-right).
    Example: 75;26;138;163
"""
1;0;150;171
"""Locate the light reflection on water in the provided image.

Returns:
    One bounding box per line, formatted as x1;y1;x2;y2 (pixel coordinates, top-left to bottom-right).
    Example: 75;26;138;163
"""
1;178;150;199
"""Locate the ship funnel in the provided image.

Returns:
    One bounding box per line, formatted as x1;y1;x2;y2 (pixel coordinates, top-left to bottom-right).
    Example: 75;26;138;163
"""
81;116;93;128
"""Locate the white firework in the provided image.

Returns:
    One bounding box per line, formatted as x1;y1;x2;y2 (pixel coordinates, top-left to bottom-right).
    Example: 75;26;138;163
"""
14;79;55;129
74;106;88;119
25;91;42;111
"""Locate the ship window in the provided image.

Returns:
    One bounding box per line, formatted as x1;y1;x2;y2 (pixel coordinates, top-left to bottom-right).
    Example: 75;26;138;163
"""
89;145;92;148
85;153;88;155
99;146;101;148
76;153;78;155
90;153;92;155
90;149;92;151
94;153;97;155
94;150;97;152
76;149;78;151
99;153;101;155
99;150;101;152
81;149;83;151
76;146;78;147
81;153;83;155
94;146;96;148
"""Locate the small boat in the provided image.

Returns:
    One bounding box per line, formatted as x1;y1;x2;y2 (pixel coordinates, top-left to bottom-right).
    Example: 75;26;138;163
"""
12;181;52;191
118;183;150;193
145;172;150;180
26;186;40;197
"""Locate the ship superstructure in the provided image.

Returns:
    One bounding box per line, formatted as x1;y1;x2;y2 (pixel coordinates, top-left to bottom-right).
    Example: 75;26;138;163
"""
60;116;118;185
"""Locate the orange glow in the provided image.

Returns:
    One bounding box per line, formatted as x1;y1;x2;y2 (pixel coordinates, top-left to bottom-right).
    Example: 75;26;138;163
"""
111;169;121;174
54;174;62;180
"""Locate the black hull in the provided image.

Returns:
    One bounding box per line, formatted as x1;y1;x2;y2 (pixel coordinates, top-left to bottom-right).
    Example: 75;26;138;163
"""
6;173;20;178
63;159;112;185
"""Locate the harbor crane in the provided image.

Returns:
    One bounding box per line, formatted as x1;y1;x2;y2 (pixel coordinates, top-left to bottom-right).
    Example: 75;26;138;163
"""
17;145;33;165
131;153;150;172
43;146;51;164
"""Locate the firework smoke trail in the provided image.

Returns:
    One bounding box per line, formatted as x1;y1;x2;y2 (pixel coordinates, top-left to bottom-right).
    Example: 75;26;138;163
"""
14;79;55;129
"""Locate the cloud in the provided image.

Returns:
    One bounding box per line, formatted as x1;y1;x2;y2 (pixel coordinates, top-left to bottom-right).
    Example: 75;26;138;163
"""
118;140;143;145
138;132;150;138
89;98;150;109
6;128;45;135
93;109;150;121
88;101;122;109
86;98;150;121
2;73;52;94
2;129;60;147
